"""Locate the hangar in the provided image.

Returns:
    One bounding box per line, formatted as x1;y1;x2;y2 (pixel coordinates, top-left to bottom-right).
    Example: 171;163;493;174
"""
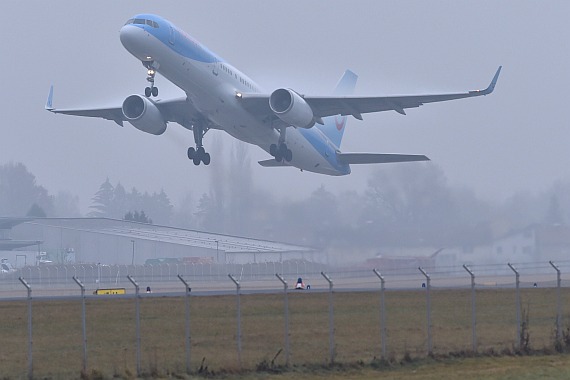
4;217;317;266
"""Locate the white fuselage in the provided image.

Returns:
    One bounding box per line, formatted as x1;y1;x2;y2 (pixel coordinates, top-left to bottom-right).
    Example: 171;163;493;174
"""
119;15;350;176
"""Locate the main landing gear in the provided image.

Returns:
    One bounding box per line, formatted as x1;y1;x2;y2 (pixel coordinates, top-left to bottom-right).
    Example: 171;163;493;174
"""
187;123;211;166
144;63;159;97
270;143;292;162
187;147;210;165
270;127;292;162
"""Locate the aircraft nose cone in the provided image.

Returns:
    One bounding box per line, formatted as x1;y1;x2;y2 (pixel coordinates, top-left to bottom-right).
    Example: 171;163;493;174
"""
119;25;137;49
120;25;149;61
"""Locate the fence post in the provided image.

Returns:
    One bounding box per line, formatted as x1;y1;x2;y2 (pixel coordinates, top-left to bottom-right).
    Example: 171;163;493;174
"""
177;274;192;374
228;274;242;367
507;263;521;349
321;271;335;364
372;269;387;358
275;273;290;366
463;265;477;353
418;267;432;355
549;261;562;342
19;277;33;380
127;275;141;376
73;276;88;373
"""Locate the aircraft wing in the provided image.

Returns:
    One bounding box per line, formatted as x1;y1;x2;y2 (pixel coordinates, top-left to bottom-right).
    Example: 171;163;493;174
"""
336;152;429;165
240;66;501;120
45;86;200;127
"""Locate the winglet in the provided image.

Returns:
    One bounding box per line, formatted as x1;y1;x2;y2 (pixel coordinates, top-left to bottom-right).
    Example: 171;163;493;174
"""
481;66;502;95
45;85;54;111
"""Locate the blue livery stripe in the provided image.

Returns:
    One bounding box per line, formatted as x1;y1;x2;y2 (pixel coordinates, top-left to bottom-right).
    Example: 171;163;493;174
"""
130;14;225;64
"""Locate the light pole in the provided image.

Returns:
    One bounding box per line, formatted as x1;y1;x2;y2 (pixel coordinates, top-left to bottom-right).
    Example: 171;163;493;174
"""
131;240;135;266
216;240;219;262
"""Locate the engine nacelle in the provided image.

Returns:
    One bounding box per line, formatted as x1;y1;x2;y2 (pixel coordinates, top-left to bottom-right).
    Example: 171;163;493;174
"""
269;88;315;129
122;95;167;135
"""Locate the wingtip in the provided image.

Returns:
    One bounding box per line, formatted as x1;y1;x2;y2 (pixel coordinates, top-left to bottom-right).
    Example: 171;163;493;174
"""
484;66;502;95
45;85;54;111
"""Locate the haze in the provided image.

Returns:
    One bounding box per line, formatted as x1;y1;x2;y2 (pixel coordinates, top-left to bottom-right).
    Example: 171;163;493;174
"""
2;1;569;214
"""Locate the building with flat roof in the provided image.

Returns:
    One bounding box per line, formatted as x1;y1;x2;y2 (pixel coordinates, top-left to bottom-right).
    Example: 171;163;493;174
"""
8;217;317;265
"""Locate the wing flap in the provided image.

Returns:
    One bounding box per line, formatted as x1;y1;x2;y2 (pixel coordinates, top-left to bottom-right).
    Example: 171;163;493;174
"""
337;152;430;165
258;159;289;167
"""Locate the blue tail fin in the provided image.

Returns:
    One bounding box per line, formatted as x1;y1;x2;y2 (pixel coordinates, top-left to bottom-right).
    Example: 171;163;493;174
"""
316;70;358;148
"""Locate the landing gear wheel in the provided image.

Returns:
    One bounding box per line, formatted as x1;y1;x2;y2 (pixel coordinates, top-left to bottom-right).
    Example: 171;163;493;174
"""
193;157;201;166
151;87;158;97
187;147;196;159
285;149;293;162
275;151;283;162
203;153;211;165
270;144;277;156
145;87;152;97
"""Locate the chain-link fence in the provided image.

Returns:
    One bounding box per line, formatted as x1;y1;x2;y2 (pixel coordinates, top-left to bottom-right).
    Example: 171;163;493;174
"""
2;260;570;378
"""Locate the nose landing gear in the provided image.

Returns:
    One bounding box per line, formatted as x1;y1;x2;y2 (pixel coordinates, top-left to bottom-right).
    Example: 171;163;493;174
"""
144;64;159;97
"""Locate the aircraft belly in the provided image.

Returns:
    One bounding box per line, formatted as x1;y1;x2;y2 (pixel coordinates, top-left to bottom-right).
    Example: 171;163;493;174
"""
285;129;339;175
145;34;345;175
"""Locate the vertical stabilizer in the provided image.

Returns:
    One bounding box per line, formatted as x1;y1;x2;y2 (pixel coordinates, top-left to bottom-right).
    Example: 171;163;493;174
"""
316;70;358;148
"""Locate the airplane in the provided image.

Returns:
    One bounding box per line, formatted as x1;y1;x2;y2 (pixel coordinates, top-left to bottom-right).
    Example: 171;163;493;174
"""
45;14;501;176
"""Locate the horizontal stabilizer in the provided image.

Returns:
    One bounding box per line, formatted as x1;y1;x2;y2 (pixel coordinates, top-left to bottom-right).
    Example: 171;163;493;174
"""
337;152;430;165
258;159;289;167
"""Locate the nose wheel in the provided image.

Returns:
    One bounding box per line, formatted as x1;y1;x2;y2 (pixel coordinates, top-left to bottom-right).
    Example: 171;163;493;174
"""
144;67;159;97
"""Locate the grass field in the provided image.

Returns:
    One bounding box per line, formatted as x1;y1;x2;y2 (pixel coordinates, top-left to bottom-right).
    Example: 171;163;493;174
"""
1;287;570;378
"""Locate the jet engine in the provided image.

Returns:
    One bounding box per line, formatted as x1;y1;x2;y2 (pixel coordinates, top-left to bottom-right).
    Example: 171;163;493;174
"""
122;95;167;135
269;88;315;129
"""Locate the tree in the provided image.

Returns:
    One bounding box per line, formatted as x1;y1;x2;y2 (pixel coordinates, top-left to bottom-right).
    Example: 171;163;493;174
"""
54;191;81;217
27;203;46;217
0;162;54;216
124;209;152;224
545;193;565;225
146;189;173;225
362;163;457;246
111;182;128;219
227;141;253;234
172;191;195;229
88;178;114;217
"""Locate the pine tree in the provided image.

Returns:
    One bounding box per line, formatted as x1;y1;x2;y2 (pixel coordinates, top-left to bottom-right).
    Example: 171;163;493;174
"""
88;178;114;217
27;203;47;217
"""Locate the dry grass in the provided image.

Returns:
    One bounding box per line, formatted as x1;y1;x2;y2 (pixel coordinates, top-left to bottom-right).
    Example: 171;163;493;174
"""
0;288;569;378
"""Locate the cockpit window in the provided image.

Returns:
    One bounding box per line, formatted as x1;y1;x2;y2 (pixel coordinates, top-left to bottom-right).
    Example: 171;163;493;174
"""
125;18;159;28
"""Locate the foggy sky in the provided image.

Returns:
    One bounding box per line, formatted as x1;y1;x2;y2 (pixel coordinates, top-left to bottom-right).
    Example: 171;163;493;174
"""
2;1;569;213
